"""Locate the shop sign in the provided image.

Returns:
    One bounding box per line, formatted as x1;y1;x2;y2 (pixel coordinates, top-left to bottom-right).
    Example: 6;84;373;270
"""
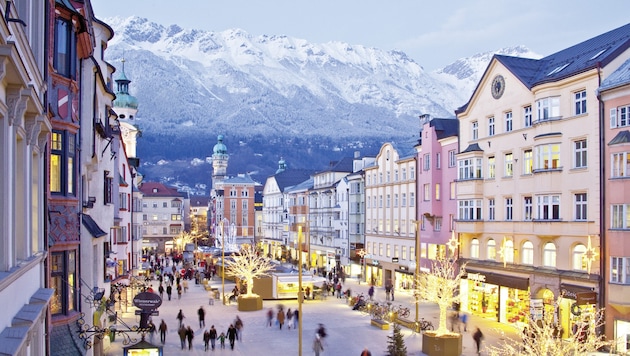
398;266;408;271
133;292;162;310
391;257;399;263
372;260;379;266
576;292;597;305
467;273;486;282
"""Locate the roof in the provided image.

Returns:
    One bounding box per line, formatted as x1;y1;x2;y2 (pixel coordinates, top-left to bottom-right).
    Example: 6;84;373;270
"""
431;118;460;140
272;169;314;191
315;156;355;174
600;57;630;92
457;22;630;114
608;130;630;145
460;143;484;154
284;177;314;193
138;182;185;197
82;214;107;238
223;174;260;185
189;196;209;207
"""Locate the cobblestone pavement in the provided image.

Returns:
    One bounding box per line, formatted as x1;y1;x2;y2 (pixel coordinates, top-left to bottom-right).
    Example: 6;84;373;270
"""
104;270;520;355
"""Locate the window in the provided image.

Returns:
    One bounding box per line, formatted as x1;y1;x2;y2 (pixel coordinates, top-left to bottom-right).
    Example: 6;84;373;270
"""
572;244;587;271
54;18;74;78
574;90;587;115
524;196;533;220
611;204;630;228
487;239;496;260
394;194;398;207
611;257;630;284
487;156;495;179
386;244;391;257
505;197;513;221
488;117;495;136
410;167;415;179
504;240;514;263
536;96;560;122
610;106;630;128
543;242;557;267
458;199;482;220
104;173;113;204
379;195;383;208
522;241;534;265
458;158;482;180
472;121;478;140
434;217;442;231
394;170;398;181
116;227;127;243
152;214;158;221
402;169;407;180
379;243;383;256
152;202;158;208
401;193;406;207
524;105;532;127
470;239;480;258
436;153;441;169
50;131;76;195
50;251;77;315
574;193;587;221
386;194;391;207
574;139;587;168
171;214;182;221
535;144;560;170
537;195;560;220
450;182;456;200
423;184;430;201
488;198;495;221
423;154;430;171
170;226;182;234
386;171;390;182
504;153;513;177
449;150;456;167
611;152;630;177
401;246;407;260
523;149;533;174
435;184;440;201
505;111;513;132
410;192;415;207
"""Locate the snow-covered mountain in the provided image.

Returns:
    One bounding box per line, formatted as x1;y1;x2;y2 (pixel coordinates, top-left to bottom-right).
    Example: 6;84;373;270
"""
102;16;539;193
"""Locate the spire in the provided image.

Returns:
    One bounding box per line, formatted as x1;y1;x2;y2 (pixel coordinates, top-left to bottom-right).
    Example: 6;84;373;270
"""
113;57;138;110
276;157;287;174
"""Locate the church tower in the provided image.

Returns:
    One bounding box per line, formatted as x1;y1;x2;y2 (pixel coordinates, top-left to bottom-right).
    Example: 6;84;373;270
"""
113;58;140;160
211;134;229;189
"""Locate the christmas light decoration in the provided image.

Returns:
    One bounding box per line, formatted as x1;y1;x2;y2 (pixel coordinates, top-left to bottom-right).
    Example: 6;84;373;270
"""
446;230;460;256
225;245;276;296
583;235;598;275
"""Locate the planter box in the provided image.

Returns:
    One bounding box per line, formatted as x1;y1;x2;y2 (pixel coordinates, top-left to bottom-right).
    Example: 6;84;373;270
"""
237;295;263;311
422;331;462;356
370;319;390;330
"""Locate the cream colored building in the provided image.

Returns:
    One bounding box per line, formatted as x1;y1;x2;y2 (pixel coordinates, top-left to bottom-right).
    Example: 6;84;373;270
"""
364;143;416;287
455;23;630;337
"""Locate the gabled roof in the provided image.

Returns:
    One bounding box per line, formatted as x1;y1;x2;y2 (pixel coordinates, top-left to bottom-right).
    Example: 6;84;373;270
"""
284;177;314;193
431;118;459;140
316;156;354;174
223;174;260;185
458;23;630;114
600;57;630;92
138;182;185;197
190;196;209;207
272;169;315;191
608;130;630;145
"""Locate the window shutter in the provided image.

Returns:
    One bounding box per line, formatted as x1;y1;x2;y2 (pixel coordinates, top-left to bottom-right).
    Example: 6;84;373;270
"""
610;108;617;128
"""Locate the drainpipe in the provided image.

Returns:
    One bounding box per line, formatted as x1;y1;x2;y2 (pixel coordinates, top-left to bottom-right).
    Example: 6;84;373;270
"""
596;62;606;324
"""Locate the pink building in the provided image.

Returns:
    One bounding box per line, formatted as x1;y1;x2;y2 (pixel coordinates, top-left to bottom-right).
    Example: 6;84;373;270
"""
600;57;630;352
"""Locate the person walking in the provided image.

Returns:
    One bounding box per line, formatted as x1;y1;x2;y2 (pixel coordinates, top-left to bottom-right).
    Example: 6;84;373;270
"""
158;284;164;299
218;331;226;349
368;285;375;300
147;320;156;344
209;325;218;350
305;286;311;300
385;284;391;301
166;285;172;301
186;325;194;350
277;308;285;329
312;334;324;356
226;324;238;350
176;309;185;328
391;287;394;301
178;325;187;350
198;306;206;328
473;327;484;355
158;319;167;344
293;309;299;329
267;308;274;327
234;316;244;341
203;329;210;351
286;308;293;329
460;312;469;332
177;283;182;299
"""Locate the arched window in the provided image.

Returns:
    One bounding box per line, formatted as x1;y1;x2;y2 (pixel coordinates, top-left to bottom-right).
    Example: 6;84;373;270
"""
471;239;480;258
543;242;557;267
572;244;587;271
504;240;514;263
487;239;496;260
522;241;534;265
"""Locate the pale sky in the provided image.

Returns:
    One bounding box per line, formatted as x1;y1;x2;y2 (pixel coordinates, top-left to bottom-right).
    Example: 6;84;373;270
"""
92;0;629;71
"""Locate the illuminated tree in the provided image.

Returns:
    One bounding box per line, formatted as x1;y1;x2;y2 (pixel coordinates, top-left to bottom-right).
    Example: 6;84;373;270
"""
414;252;466;336
488;301;611;356
173;231;195;251
225;246;275;296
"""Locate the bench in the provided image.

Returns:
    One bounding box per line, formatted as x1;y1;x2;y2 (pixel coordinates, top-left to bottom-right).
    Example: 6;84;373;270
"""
370;318;390;330
396;317;417;331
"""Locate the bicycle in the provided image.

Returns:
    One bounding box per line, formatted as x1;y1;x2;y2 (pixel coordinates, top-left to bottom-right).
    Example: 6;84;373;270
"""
414;318;434;333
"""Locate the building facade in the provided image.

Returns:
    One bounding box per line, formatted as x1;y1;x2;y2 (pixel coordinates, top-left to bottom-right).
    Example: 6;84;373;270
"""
600;57;630;353
455;23;630;336
364;144;417;288
0;0;52;354
139;182;186;255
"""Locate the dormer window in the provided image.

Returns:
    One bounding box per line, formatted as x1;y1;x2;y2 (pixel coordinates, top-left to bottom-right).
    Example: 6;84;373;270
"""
152;188;158;193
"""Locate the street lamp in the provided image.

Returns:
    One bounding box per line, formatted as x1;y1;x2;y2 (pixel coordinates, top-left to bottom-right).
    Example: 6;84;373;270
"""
298;225;304;356
220;219;226;305
412;219;422;329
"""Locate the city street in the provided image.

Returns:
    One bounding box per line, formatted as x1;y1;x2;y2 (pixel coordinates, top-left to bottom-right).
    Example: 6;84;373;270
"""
105;272;520;355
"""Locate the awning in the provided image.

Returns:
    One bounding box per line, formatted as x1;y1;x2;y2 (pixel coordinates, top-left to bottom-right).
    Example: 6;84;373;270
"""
82;214;107;238
465;268;529;290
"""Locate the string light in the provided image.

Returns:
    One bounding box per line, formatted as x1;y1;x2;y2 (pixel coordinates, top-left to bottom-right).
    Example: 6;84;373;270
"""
583;235;598;275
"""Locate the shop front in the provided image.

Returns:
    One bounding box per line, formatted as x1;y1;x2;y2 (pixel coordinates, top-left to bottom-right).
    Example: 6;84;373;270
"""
366;260;382;286
394;266;415;291
559;283;598;339
461;269;530;326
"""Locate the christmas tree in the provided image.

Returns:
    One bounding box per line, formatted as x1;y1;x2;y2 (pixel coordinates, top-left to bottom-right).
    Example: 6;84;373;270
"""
386;323;407;356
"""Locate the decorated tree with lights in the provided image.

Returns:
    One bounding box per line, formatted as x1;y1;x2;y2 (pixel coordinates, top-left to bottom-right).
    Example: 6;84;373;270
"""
225;246;275;297
488;300;611;356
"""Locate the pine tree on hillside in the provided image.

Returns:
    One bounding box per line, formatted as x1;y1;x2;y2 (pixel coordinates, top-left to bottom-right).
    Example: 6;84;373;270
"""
386;323;407;356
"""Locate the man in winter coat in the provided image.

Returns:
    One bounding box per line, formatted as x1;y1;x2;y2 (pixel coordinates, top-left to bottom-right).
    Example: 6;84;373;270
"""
226;324;238;350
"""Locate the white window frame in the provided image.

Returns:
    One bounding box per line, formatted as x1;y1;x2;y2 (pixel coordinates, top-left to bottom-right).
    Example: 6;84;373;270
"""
505;111;513;132
487;239;496;260
524;196;533;221
611;257;630;284
524;105;532;127
458;158;482;180
448;150;456;167
536;194;561;220
611;204;630;229
535;144;561;170
536;96;561;122
458;199;482;220
488;198;495;221
522;241;534;265
470;239;480;259
487;156;495;179
523;149;533;175
574;193;587;221
611;152;630;177
488;117;495;136
572;244;587;271
436;152;441;169
472;121;478;140
504;153;513;177
574;90;587;116
423;184;430;201
505;197;513;221
543;242;557;267
574;139;587;168
423;154;430;171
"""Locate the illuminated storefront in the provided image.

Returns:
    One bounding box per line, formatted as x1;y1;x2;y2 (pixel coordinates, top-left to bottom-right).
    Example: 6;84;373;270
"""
460;269;530;326
558;284;597;339
366;261;382;286
394;266;414;291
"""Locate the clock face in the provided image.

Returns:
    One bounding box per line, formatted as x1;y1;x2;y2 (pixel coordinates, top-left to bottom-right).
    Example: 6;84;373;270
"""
491;75;505;99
